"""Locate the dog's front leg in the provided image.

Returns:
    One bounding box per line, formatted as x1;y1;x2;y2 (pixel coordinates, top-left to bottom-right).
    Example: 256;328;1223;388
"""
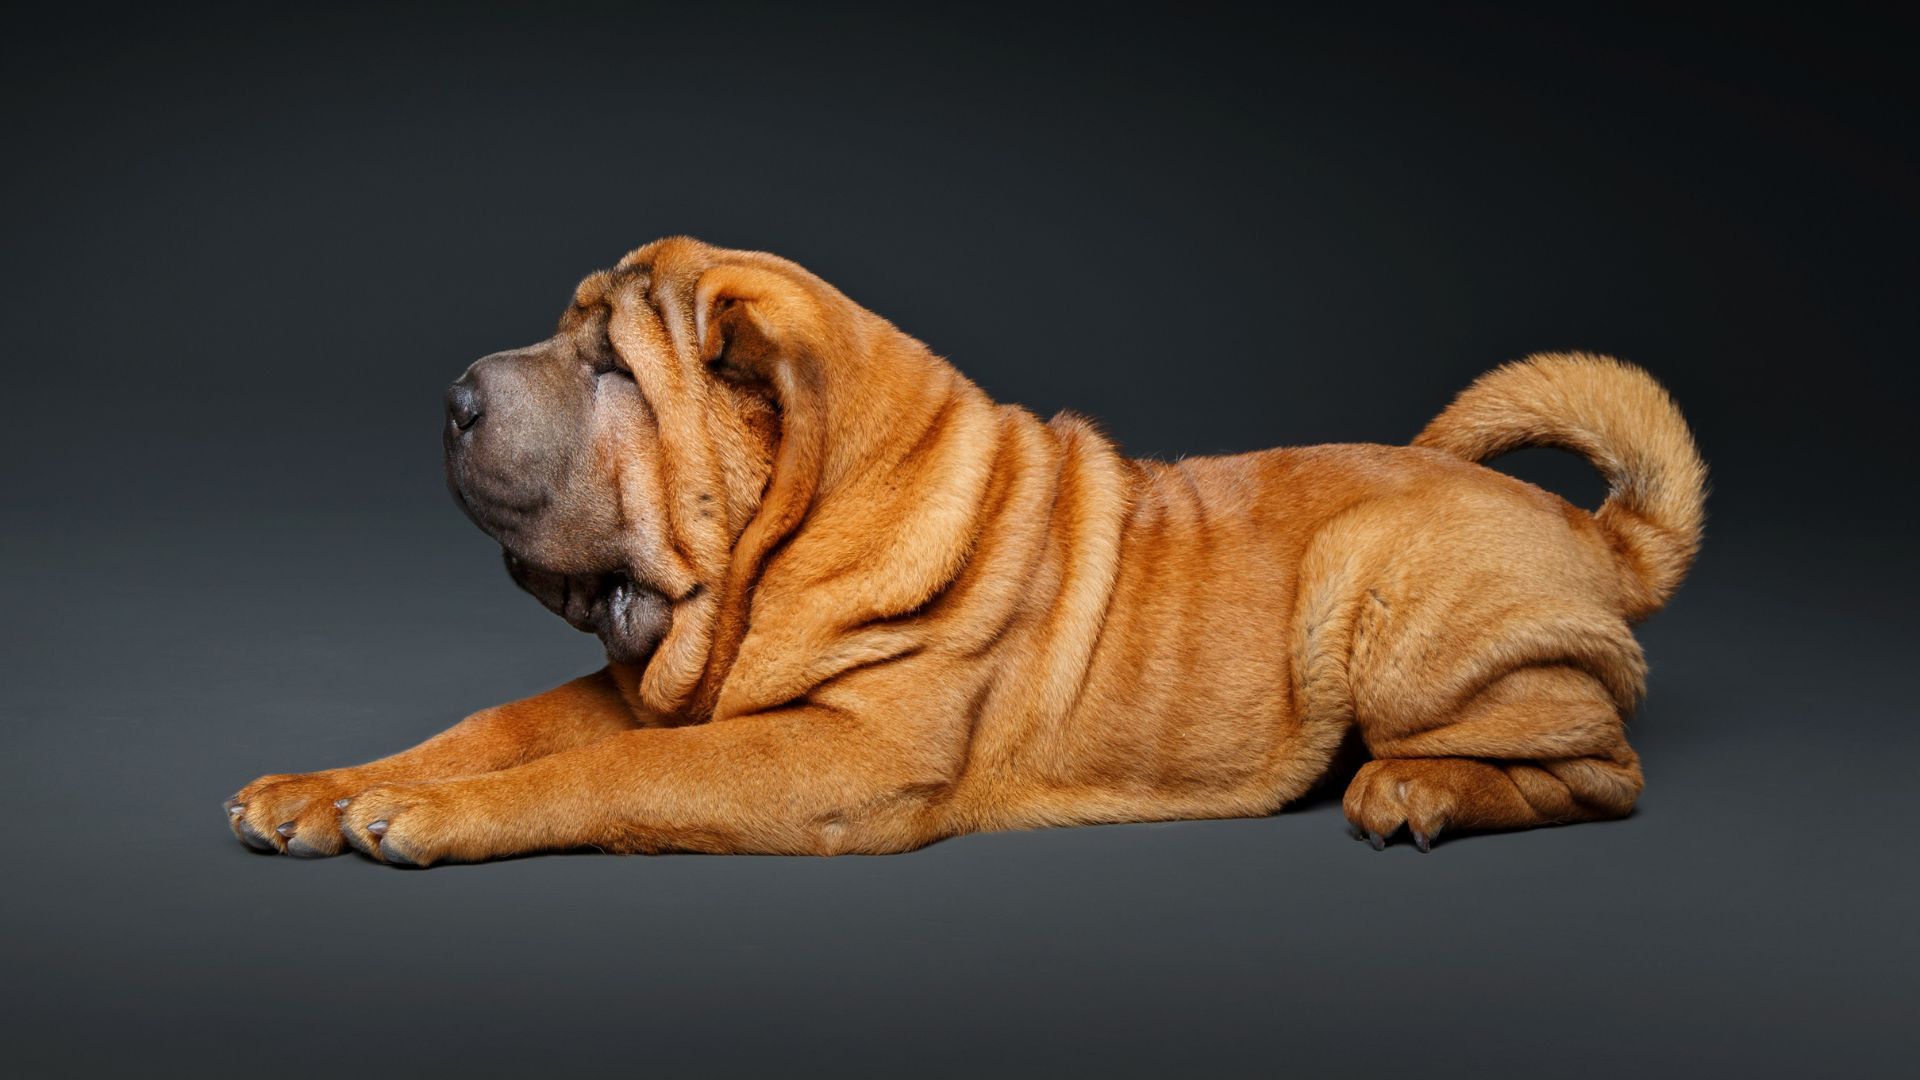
225;669;652;857
338;705;956;866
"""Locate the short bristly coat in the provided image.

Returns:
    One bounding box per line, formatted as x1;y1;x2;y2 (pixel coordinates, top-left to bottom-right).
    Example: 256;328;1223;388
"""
225;237;1706;866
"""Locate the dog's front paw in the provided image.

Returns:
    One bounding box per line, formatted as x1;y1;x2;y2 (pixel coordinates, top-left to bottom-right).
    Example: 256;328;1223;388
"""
224;770;366;857
338;781;488;868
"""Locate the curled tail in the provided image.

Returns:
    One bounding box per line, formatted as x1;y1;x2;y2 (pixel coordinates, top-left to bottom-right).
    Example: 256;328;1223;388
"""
1415;352;1707;620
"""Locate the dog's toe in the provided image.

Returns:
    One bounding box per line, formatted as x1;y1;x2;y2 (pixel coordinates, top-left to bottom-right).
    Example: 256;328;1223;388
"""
235;820;278;853
378;841;422;869
341;824;378;858
284;835;327;858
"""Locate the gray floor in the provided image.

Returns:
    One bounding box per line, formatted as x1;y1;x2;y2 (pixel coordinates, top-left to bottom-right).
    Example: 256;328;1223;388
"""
2;499;1911;1076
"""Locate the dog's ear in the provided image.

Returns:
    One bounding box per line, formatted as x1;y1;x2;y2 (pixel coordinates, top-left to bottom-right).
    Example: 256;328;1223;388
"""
691;262;834;505
692;264;828;396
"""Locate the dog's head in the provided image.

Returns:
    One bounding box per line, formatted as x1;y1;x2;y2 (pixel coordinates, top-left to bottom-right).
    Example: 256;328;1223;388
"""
445;237;886;708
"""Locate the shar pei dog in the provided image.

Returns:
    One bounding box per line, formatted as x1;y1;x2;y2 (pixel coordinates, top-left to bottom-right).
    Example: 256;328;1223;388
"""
224;237;1705;866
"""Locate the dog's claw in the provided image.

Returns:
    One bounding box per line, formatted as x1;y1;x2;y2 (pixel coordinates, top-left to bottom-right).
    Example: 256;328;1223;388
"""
276;821;298;838
367;819;389;837
1367;830;1386;851
1413;831;1434;853
1347;821;1365;841
225;799;245;817
333;798;351;809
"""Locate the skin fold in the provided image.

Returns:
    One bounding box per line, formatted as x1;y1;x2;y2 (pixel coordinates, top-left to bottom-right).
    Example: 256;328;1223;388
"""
225;237;1705;866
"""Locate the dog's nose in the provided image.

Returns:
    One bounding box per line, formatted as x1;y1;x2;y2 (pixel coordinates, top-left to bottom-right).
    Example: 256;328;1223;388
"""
446;377;484;432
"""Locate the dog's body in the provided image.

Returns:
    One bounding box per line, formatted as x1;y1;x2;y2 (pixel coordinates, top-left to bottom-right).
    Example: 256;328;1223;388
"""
226;238;1704;865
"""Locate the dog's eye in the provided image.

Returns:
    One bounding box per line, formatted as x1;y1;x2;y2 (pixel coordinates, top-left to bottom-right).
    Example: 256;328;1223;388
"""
588;344;633;381
580;310;632;382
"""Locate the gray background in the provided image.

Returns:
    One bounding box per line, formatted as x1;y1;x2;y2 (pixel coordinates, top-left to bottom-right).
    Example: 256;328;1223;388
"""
3;4;1914;1075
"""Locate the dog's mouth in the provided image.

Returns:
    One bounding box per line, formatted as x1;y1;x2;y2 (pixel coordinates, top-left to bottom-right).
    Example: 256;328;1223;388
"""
503;551;672;665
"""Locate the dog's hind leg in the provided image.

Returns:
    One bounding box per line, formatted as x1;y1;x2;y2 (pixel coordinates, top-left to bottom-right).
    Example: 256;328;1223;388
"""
1342;664;1643;850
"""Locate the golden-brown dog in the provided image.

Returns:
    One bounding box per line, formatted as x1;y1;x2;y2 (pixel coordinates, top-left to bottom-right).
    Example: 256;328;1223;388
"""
224;237;1705;866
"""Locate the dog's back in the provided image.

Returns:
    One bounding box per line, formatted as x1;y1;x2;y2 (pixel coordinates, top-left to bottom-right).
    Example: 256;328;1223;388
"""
941;354;1705;850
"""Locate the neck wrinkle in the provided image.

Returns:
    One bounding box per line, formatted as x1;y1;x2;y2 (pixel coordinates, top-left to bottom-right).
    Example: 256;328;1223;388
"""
679;326;965;721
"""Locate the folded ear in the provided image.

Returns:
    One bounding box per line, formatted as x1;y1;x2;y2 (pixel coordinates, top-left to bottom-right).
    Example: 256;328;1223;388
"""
691;261;833;515
692;263;828;394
